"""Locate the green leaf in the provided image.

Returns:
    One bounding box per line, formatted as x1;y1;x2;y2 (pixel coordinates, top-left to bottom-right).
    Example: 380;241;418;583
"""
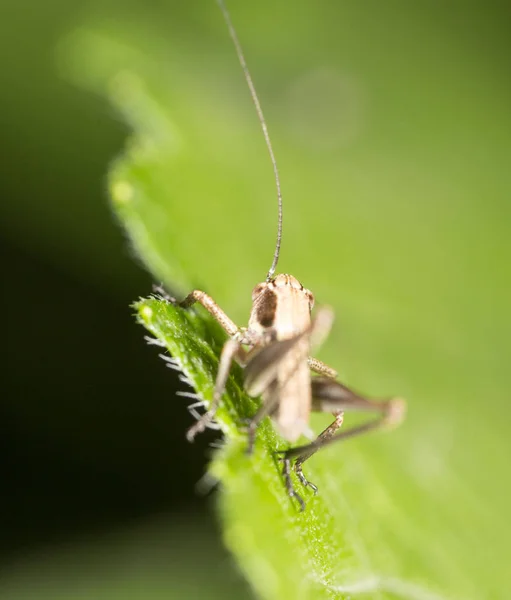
60;8;510;600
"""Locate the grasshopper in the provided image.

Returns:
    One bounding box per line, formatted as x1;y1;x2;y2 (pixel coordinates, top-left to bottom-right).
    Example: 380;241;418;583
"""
162;0;405;510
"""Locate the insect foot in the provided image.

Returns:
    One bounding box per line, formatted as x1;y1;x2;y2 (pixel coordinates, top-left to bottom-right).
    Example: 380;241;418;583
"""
233;417;258;456
295;463;319;495
152;283;177;304
186;413;217;442
281;456;306;512
382;397;407;429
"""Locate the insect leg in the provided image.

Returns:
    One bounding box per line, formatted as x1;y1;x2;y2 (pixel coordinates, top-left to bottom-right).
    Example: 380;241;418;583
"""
186;338;248;441
282;455;306;512
283;377;406;493
293;411;344;494
155;285;240;338
308;356;337;378
152;283;176;303
282;411;344;510
154;285;249;439
180;290;239;337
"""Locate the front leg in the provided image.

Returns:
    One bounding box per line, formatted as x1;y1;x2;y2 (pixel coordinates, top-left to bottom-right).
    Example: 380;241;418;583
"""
186;338;250;441
179;290;239;337
155;285;251;439
154;284;239;338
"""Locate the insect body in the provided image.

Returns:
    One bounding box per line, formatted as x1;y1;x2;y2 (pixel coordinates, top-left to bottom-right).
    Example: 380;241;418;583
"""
175;272;404;509
163;1;406;509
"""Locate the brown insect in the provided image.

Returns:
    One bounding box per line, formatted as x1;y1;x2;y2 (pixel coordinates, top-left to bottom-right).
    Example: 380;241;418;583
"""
161;0;405;509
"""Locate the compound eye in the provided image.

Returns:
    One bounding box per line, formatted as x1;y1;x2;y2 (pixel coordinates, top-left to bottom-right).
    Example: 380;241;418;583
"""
251;283;267;301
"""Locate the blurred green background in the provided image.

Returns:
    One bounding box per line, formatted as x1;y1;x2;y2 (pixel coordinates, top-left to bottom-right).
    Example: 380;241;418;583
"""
1;0;510;598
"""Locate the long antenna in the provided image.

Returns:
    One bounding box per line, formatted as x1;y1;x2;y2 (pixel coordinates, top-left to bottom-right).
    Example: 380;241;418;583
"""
216;0;283;280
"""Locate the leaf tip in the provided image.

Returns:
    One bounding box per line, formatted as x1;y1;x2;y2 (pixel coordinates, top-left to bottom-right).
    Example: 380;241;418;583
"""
111;179;134;205
139;303;154;321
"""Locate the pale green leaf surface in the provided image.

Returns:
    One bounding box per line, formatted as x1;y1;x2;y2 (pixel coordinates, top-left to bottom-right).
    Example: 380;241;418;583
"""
59;6;510;599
